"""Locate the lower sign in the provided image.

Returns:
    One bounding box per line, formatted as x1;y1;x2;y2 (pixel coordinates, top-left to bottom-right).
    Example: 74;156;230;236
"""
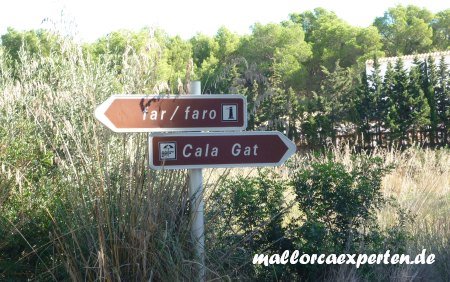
148;131;297;169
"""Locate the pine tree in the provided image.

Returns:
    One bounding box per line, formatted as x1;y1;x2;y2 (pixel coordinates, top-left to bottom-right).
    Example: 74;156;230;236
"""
301;92;333;147
301;96;320;147
382;62;398;144
421;56;438;144
314;93;333;146
246;80;259;130
369;57;384;146
409;57;431;142
436;56;450;143
391;58;413;145
286;88;300;140
354;71;371;147
319;61;354;145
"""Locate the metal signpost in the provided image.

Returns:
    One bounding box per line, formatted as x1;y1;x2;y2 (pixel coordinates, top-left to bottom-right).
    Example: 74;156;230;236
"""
188;81;205;281
94;81;297;281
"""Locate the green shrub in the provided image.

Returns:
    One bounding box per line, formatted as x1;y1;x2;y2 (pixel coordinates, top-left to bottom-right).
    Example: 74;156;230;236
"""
0;119;61;280
207;169;291;280
288;156;405;279
290;156;389;253
208;155;413;280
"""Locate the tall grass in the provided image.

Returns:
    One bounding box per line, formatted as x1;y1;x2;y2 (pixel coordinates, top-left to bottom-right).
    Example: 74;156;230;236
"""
378;147;450;280
318;145;450;281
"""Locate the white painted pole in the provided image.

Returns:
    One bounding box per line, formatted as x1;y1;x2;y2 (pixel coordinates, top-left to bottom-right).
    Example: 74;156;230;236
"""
189;81;205;281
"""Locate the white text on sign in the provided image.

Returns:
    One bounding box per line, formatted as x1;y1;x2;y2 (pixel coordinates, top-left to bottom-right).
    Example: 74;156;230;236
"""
181;143;259;158
143;105;239;121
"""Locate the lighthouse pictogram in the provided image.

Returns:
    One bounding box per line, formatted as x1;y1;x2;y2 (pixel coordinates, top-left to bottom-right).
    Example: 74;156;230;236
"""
222;104;238;121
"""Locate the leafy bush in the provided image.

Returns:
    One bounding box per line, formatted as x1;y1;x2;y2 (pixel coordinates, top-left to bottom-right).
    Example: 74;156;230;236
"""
288;156;400;279
290;156;389;253
207;154;414;280
0;119;61;280
207;169;292;280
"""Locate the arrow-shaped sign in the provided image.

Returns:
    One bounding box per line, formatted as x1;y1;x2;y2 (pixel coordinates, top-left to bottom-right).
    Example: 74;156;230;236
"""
148;131;297;169
94;94;247;132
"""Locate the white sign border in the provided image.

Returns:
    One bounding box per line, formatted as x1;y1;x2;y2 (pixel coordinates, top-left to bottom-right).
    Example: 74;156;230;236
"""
148;131;297;170
94;94;248;132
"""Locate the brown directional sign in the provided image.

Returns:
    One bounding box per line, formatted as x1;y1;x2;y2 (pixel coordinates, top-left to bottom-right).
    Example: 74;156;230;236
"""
148;131;297;169
94;95;247;132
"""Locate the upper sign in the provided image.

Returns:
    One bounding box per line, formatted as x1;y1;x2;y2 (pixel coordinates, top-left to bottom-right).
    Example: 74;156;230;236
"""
148;131;297;169
94;95;247;132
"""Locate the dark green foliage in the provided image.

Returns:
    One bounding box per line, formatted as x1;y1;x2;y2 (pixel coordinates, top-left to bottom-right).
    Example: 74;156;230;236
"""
320;62;356;141
409;58;431;131
354;57;386;146
1;28;59;61
299;61;357;147
354;71;373;145
436;56;450;139
421;57;438;144
382;62;397;137
368;57;385;146
391;58;412;141
301;92;333;147
357;56;449;147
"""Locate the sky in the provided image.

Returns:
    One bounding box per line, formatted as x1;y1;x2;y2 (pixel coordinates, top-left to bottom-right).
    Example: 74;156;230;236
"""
0;0;448;42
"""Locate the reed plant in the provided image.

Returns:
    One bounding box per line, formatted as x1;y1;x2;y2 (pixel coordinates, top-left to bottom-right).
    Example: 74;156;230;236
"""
0;34;201;280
